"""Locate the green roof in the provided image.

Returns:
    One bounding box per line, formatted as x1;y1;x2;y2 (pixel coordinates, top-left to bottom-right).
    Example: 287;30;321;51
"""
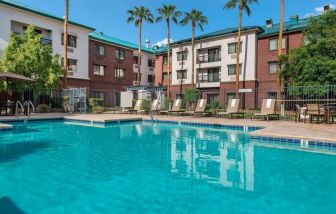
172;26;262;45
89;32;155;53
258;17;309;38
0;0;95;31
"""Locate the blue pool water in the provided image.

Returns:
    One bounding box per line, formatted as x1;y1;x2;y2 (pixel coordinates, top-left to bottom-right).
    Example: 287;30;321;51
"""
0;120;335;214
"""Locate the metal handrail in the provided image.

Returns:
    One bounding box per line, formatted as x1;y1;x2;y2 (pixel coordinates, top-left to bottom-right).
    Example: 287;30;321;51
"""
27;101;35;117
15;101;24;117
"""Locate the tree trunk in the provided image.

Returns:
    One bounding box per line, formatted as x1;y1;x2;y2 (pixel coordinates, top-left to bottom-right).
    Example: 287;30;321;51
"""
63;0;69;88
277;0;284;111
167;20;171;98
137;20;142;86
191;24;195;88
235;1;243;99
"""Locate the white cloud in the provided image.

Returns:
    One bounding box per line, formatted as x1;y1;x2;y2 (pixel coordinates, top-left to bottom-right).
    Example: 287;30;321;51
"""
303;4;335;18
153;38;174;47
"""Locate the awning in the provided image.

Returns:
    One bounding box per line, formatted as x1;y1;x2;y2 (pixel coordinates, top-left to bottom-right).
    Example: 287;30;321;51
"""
0;72;35;82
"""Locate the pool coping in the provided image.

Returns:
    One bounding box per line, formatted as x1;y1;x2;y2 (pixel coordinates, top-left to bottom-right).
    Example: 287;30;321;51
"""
1;116;335;145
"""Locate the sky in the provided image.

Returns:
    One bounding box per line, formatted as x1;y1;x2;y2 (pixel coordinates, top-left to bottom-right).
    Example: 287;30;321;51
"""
6;0;336;47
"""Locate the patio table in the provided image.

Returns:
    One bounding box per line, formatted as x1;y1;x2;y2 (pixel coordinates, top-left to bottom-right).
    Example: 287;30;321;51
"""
0;101;14;116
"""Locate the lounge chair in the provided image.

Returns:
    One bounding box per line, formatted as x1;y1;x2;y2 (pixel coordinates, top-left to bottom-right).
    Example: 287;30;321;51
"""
166;99;185;116
128;99;143;114
252;99;279;121
187;99;210;117
217;99;244;119
304;104;325;123
150;99;160;114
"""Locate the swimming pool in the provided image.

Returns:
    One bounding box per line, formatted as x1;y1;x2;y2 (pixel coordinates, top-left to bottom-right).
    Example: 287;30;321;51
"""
0;120;335;213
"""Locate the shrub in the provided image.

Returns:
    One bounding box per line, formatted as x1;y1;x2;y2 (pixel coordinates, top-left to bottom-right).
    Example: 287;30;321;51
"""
164;97;173;110
209;100;220;110
92;106;104;114
88;98;104;108
141;99;150;111
37;104;51;113
185;88;200;104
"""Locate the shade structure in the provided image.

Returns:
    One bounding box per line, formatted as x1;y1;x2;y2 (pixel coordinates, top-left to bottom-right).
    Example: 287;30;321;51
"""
0;72;35;82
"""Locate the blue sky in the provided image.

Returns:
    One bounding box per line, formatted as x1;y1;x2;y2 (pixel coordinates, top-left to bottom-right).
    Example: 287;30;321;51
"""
7;0;336;46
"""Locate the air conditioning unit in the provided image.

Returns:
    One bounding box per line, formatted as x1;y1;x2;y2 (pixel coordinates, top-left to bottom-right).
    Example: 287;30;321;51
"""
67;48;74;53
178;61;185;66
230;54;237;59
67;72;74;77
229;76;236;81
149;68;154;71
134;64;140;68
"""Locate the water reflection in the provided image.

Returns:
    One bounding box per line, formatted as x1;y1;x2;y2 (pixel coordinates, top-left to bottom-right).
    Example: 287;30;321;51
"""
170;128;254;191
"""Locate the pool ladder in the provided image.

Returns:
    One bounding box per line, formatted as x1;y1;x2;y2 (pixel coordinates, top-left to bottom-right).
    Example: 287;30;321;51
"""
15;101;24;117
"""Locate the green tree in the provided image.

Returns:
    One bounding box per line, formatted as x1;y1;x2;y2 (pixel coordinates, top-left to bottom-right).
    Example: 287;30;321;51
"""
180;9;208;88
156;4;181;98
224;0;258;98
185;88;200;109
127;6;154;86
0;25;63;88
281;11;336;86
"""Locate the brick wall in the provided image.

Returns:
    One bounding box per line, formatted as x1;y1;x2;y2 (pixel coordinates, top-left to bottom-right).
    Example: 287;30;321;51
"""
88;39;133;91
257;31;304;89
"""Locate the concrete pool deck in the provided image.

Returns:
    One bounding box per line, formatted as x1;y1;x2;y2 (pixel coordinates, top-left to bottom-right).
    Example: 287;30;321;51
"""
0;113;335;143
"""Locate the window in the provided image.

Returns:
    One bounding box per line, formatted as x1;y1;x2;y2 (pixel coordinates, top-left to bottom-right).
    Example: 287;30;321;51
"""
95;44;105;56
115;68;125;79
208;68;220;82
269;38;285;51
177;70;187;79
268;61;278;74
115;49;125;60
163;73;168;81
148;59;155;68
94;65;105;76
228;42;242;54
61;33;77;48
208;48;221;62
228;64;242;75
148;75;155;83
92;91;105;100
62;58;77;71
133;56;139;64
177;51;187;61
133;72;141;81
207;94;219;104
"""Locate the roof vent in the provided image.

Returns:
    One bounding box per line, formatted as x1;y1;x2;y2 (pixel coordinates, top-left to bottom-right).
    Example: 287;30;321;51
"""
145;39;150;48
98;32;104;35
323;5;330;12
266;19;273;28
290;15;298;24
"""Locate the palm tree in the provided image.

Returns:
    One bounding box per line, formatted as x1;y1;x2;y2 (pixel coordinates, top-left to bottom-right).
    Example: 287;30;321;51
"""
180;9;208;88
127;6;154;86
63;0;69;88
224;0;258;98
277;0;284;111
156;4;181;98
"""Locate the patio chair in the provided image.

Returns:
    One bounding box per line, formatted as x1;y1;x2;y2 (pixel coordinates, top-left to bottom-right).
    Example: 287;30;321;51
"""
295;104;309;122
167;99;185;116
252;99;279;121
128;99;143;114
189;99;210;117
217;99;244;119
150;99;160;114
304;104;325;123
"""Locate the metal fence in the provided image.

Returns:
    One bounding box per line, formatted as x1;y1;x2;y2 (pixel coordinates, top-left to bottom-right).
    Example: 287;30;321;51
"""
1;85;336;119
172;85;336;119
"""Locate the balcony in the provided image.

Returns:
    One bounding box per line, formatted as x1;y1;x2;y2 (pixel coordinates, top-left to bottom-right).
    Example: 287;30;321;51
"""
197;73;221;83
197;54;221;64
13;32;52;45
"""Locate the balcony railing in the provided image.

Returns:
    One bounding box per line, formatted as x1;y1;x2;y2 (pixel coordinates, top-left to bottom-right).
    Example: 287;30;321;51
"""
197;73;221;83
13;32;52;45
198;54;221;63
